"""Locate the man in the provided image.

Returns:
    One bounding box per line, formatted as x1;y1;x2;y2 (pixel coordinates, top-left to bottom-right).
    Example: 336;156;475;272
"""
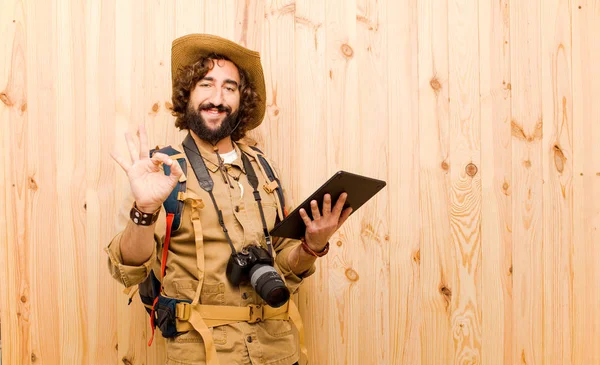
106;34;352;365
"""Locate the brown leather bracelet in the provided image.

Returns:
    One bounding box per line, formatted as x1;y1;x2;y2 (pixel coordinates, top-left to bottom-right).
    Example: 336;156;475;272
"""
130;202;160;226
300;238;330;257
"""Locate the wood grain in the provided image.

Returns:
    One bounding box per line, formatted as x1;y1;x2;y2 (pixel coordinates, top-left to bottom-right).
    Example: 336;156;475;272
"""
447;0;483;362
387;0;421;363
293;0;328;363
324;0;363;363
1;0;30;364
479;0;513;363
418;0;455;363
572;0;600;364
1;1;599;364
510;0;544;363
541;0;574;363
355;0;390;363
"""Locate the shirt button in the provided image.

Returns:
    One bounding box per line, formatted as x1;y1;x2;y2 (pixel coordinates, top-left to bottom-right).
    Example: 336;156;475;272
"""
246;335;253;343
241;292;248;299
235;206;240;212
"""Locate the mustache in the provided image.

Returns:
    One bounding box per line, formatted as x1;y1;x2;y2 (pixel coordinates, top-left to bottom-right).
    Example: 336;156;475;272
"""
198;103;231;114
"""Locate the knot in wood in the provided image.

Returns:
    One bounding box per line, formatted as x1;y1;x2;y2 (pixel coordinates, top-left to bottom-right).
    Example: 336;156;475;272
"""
465;163;478;177
345;268;359;282
341;43;354;58
430;77;441;91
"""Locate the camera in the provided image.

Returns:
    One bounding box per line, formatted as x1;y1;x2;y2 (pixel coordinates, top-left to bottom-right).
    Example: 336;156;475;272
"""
226;245;290;308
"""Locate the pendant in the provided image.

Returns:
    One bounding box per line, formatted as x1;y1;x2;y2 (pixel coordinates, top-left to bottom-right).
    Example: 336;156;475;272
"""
238;180;244;199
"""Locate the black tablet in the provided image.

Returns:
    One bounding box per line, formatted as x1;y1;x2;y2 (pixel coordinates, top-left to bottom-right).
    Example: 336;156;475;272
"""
269;171;386;239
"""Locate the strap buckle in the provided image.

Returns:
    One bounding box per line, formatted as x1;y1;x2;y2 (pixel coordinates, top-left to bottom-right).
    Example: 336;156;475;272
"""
176;302;192;321
248;304;264;323
263;180;279;194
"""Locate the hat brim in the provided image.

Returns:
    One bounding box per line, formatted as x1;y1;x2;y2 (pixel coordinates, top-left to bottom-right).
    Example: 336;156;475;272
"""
171;34;266;130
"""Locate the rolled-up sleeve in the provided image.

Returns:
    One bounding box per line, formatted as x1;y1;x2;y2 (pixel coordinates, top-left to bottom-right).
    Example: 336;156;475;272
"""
275;240;316;293
105;223;160;288
105;190;164;288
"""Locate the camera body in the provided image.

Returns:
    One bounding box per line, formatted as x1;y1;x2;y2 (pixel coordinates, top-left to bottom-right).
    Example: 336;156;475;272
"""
226;245;273;285
226;245;290;308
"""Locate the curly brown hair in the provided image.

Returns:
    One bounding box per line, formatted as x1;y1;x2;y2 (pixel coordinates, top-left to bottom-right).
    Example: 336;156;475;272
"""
171;53;260;141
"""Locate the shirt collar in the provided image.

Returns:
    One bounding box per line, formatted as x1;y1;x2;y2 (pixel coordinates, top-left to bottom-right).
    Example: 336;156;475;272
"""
182;133;246;174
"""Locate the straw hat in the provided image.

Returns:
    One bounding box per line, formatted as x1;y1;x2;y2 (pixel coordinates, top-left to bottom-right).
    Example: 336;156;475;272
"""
171;33;266;130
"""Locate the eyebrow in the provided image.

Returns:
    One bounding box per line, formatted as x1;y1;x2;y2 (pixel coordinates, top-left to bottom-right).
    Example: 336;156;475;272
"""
202;77;239;88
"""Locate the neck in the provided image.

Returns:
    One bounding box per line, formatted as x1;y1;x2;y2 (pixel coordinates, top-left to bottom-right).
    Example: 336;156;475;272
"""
189;130;234;154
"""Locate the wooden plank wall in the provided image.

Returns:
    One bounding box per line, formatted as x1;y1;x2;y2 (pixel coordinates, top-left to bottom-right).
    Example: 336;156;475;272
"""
1;0;599;364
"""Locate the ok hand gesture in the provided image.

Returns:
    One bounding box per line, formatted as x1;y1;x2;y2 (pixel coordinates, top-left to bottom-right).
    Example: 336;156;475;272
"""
111;125;183;213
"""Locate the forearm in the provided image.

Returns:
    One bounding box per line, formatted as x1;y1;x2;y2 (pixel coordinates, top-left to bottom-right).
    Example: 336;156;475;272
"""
119;219;157;266
287;244;318;276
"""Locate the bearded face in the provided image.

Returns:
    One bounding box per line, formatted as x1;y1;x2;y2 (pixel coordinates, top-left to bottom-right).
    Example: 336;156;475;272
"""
181;102;240;145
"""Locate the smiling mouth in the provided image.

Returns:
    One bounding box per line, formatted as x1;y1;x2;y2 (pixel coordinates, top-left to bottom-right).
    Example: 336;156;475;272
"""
202;108;226;116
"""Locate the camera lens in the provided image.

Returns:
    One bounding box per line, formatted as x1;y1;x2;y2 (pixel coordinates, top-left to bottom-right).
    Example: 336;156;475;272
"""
249;264;290;308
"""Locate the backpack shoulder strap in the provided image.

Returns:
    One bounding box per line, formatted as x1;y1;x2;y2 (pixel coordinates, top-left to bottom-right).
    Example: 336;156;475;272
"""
239;144;287;219
149;145;187;231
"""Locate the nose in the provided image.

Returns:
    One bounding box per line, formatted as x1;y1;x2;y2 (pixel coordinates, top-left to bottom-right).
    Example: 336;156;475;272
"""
208;87;224;106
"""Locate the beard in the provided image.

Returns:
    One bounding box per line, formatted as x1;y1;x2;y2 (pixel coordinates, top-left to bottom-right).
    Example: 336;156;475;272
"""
182;102;240;145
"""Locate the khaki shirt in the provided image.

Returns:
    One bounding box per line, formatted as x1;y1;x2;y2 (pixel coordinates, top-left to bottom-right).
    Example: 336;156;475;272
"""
106;138;315;365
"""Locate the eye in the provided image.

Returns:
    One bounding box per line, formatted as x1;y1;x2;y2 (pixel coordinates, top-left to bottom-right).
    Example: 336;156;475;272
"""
225;86;236;92
198;83;211;88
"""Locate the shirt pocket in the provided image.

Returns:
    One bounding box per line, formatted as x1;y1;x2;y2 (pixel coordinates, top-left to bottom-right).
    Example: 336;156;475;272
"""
260;201;279;232
172;279;198;301
259;318;293;338
200;282;226;305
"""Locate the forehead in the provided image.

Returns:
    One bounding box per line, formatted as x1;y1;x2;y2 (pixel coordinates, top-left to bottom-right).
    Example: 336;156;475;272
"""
204;59;241;82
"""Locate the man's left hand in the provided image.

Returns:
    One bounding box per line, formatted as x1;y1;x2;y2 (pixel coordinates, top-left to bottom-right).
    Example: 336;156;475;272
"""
299;193;353;252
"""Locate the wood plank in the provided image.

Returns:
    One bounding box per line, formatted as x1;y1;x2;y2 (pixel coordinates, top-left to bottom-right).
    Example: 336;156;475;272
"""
572;0;600;363
510;0;544;363
84;0;118;364
175;0;205;37
540;0;574;363
203;0;237;40
143;0;177;150
0;0;30;364
256;0;296;169
113;2;155;365
55;0;87;362
234;0;264;51
26;0;61;363
447;0;483;362
386;0;421;363
292;0;328;362
323;0;362;363
478;0;513;363
142;2;176;364
417;0;454;363
354;0;391;364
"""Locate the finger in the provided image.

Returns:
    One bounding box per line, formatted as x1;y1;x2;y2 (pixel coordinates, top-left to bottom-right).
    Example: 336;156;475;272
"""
125;132;139;162
138;124;149;159
332;192;348;216
299;208;312;227
322;194;332;216
110;151;131;173
151;152;172;167
310;200;321;220
336;207;353;230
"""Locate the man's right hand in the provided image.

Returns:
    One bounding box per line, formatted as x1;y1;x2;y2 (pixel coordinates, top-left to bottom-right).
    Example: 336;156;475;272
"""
111;125;183;213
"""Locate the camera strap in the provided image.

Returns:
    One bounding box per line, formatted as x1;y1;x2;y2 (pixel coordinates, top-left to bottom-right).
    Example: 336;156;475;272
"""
182;133;272;255
241;150;273;256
